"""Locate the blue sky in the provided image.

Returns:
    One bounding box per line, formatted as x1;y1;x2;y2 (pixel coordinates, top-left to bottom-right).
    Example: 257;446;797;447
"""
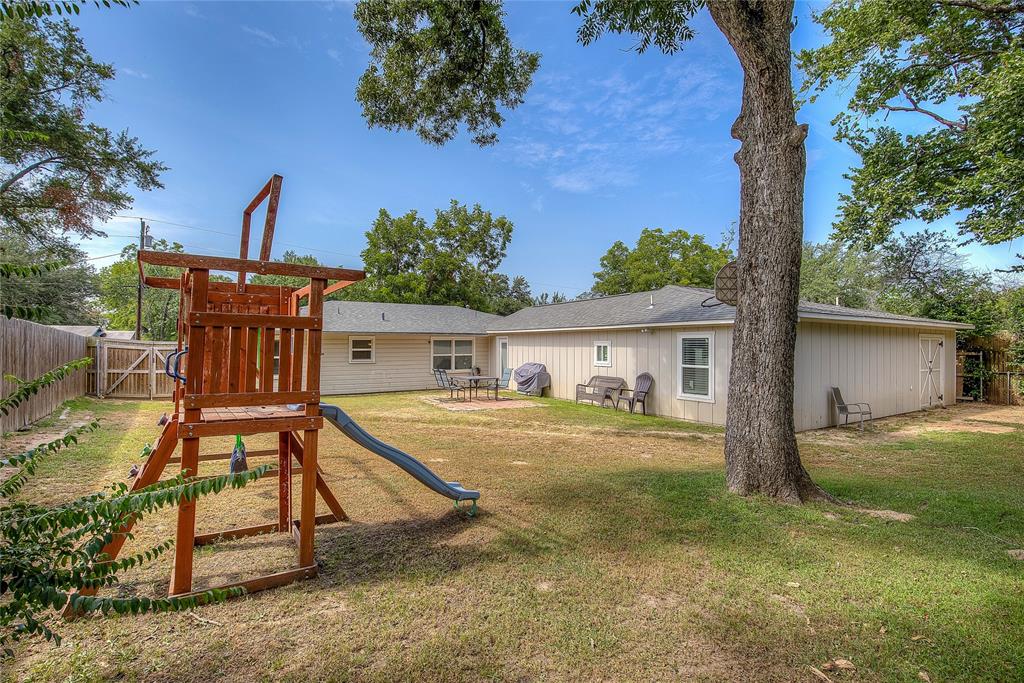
72;1;1019;297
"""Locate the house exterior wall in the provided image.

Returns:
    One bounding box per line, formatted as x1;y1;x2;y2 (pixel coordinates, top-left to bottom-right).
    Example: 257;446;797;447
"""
503;325;733;425
320;332;491;395
503;321;956;431
792;322;955;430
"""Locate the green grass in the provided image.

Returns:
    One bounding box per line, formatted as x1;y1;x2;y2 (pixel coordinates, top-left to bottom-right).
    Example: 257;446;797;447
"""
3;393;1023;682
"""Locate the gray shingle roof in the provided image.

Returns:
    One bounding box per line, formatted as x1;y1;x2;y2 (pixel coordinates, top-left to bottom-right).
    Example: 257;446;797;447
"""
321;301;502;335
49;325;104;337
488;286;733;332
487;285;972;332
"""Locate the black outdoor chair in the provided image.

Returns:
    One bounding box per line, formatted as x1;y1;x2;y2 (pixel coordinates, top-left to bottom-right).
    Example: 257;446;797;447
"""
434;368;465;400
616;372;654;415
486;368;513;400
831;386;872;429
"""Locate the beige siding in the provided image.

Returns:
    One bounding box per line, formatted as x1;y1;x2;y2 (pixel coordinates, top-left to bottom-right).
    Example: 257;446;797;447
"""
505;322;958;431
792;322;956;430
504;325;733;425
319;333;491;395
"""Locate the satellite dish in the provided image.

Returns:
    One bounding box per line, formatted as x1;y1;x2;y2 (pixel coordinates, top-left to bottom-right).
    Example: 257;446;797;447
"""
714;261;738;306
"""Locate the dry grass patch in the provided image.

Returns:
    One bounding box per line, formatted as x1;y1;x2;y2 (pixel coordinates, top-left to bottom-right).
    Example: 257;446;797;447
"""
3;395;1023;682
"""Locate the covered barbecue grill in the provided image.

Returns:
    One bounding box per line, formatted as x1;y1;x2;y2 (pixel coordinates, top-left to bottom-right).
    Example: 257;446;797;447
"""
513;362;550;396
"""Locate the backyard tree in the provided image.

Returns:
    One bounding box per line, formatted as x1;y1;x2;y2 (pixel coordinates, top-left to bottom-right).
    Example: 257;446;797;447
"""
592;228;734;295
0;16;164;244
346;200;523;313
799;239;881;309
0;231;100;323
799;0;1024;266
354;0;829;502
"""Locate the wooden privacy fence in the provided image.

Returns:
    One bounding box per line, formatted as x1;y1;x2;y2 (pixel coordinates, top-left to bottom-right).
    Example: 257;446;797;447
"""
957;348;1023;405
86;339;178;399
1;317;88;433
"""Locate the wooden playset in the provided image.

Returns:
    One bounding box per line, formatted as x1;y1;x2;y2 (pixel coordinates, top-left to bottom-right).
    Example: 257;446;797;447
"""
87;175;366;598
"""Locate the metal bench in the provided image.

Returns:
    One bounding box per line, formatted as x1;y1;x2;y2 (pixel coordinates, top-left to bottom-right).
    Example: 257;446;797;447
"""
576;375;627;408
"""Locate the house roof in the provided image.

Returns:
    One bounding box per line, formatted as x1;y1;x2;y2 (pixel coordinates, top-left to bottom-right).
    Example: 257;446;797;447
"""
49;325;104;337
486;285;974;333
320;301;502;335
48;325;137;339
102;330;137;340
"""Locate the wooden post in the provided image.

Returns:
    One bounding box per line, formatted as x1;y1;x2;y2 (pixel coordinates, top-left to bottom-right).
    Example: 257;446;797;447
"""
170;268;208;596
278;431;291;532
298;278;324;566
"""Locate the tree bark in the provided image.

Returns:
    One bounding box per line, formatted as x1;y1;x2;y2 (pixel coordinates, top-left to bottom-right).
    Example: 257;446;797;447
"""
708;0;833;503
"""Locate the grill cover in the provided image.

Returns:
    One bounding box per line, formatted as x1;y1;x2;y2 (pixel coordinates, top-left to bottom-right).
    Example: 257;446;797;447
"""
513;362;550;396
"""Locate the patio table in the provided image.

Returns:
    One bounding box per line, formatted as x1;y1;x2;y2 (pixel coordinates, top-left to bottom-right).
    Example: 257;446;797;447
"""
449;375;498;401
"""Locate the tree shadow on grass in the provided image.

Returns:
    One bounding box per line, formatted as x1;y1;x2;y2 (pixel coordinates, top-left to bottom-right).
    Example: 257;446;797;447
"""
518;466;1024;679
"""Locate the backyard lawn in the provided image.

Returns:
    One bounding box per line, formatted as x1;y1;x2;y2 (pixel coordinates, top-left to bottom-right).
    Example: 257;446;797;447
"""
3;393;1023;682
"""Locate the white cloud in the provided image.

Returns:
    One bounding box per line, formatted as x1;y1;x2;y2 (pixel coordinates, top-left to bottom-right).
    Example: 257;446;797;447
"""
242;25;283;47
549;164;636;194
120;67;150;80
183;4;203;18
326;48;343;66
502;60;739;194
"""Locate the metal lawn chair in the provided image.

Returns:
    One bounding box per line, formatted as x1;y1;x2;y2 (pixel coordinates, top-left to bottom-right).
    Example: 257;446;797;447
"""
486;368;513;400
831;386;872;429
434;368;465;400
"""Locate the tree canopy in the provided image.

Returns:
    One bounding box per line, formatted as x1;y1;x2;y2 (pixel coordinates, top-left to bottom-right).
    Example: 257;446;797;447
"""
800;232;1013;340
799;0;1024;260
0;230;99;323
0;17;164;244
592;228;734;296
344;200;527;313
354;0;540;147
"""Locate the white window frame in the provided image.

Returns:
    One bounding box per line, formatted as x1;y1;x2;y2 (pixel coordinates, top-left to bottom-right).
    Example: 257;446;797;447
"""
431;337;476;373
677;331;715;403
593;340;612;367
348;336;375;364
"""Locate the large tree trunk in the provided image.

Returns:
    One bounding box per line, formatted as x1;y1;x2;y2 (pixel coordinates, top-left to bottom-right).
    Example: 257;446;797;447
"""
708;0;832;503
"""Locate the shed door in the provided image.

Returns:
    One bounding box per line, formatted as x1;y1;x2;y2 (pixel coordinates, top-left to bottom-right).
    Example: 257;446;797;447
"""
919;335;945;408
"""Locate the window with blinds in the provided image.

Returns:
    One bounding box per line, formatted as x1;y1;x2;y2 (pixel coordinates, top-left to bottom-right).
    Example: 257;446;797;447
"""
678;332;714;401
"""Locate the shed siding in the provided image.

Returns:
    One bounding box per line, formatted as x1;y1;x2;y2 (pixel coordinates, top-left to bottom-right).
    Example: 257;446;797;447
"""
505;322;956;431
320;333;491;395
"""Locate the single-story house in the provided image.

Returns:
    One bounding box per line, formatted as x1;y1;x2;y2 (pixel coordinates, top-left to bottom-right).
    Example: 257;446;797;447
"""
317;285;971;431
318;301;501;395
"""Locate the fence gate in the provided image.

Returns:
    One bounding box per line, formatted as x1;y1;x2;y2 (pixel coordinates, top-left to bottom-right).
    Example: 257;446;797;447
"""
88;340;177;399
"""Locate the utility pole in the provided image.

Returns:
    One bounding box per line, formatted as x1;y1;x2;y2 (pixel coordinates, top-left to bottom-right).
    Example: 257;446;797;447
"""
135;219;147;340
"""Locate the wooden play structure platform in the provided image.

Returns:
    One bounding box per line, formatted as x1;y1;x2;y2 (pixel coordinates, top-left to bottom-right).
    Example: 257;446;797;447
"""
88;175;366;598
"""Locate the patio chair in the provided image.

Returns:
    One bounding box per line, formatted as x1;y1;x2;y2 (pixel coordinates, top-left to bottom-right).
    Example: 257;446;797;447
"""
616;372;654;415
831;387;872;429
486;368;513;400
434;368;465;400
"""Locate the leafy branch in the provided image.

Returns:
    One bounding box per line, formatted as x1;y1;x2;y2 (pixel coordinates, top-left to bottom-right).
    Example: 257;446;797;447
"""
0;357;92;416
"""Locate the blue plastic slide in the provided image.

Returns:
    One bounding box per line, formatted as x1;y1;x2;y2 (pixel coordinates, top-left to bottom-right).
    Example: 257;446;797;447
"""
318;403;480;504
